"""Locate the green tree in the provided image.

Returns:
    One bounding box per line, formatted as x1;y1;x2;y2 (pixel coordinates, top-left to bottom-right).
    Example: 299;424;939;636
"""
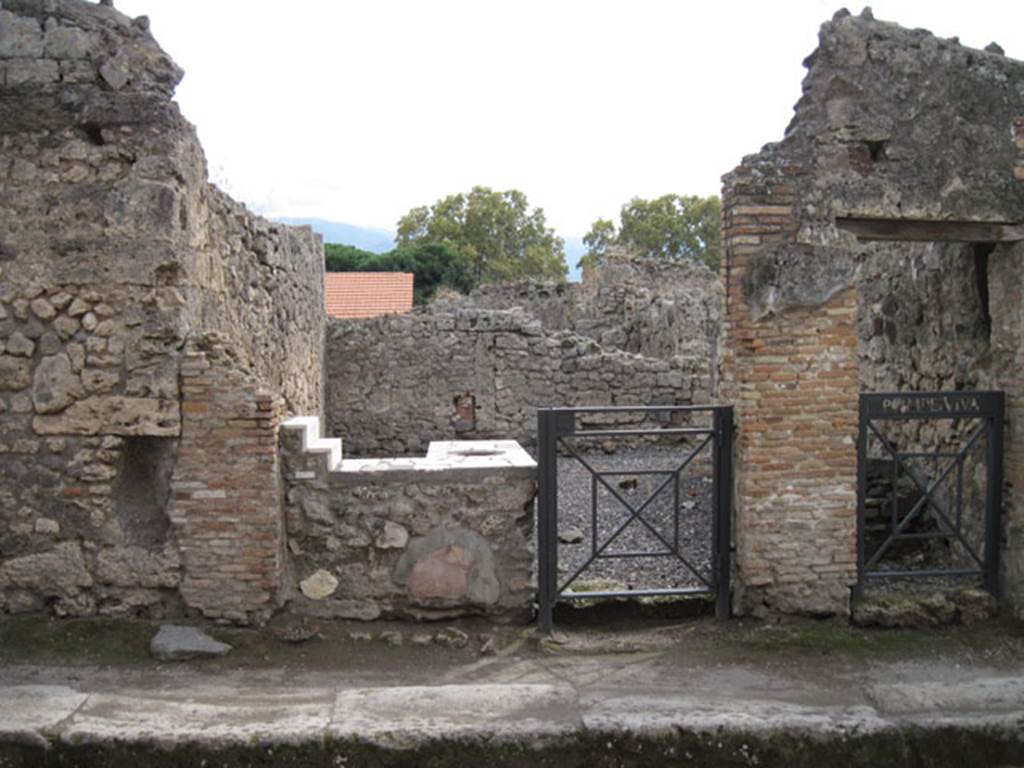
324;243;376;272
581;194;722;270
396;186;566;286
324;241;472;305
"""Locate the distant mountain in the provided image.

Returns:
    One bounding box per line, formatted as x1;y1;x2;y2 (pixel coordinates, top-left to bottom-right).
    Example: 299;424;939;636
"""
274;217;396;254
274;216;583;282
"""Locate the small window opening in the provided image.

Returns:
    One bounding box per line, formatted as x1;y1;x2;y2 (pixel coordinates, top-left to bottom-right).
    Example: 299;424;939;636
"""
81;122;105;146
973;242;995;339
865;140;887;162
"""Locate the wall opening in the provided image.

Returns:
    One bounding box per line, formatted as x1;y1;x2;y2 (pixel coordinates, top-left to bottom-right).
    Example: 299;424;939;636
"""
973;242;995;340
113;436;178;549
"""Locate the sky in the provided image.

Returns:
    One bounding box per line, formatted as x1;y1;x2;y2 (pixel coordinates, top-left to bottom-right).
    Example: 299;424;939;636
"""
113;0;1024;238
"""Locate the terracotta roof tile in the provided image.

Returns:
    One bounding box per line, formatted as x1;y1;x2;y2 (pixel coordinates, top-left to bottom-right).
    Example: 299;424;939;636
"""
324;272;414;319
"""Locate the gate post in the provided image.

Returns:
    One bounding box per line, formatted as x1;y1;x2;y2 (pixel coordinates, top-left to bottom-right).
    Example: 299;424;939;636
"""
714;407;734;620
537;409;558;633
985;393;1005;596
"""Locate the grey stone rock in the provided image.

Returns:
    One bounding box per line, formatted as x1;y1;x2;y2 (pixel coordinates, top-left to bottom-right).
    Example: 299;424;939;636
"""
29;297;55;320
98;54;130;91
32;353;83;414
0;11;43;57
6;58;60;86
434;626;469;649
32;395;179;435
558;527;585;545
375;520;409;549
299;569;338;600
6;331;35;357
395;527;500;607
150;625;231;661
0;542;93;596
0;355;32;390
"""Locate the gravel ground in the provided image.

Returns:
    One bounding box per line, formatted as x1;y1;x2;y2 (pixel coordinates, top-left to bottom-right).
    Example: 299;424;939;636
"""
552;444;716;594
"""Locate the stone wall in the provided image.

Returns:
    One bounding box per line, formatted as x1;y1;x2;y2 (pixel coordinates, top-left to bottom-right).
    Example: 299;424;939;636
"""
0;0;324;621
458;253;722;367
327;254;721;456
326;307;710;456
722;9;1024;617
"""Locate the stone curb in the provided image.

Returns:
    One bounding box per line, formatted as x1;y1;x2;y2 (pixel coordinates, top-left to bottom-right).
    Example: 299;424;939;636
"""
1;681;1023;767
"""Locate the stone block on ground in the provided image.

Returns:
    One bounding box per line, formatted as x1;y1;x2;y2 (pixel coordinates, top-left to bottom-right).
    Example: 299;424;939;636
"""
150;625;231;661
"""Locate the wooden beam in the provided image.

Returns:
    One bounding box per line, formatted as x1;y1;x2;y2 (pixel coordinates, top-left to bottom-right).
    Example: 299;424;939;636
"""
836;217;1024;243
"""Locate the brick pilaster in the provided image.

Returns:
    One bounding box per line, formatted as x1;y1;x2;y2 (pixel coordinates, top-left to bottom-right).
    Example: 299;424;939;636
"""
722;166;859;616
168;338;286;623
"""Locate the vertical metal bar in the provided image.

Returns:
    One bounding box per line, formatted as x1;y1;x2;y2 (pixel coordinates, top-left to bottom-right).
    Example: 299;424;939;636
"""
591;472;598;559
890;443;898;532
537;409;558;633
855;401;868;601
673;459;680;555
714;407;733;621
984;394;1004;596
955;450;963;533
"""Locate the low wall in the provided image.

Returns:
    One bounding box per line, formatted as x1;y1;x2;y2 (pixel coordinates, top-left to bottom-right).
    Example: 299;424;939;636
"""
280;419;536;622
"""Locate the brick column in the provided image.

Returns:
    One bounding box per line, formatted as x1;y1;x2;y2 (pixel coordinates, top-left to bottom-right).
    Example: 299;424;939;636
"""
168;338;286;623
722;167;859;617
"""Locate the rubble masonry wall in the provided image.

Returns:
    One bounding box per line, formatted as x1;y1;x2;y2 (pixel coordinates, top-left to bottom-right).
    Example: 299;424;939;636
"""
722;9;1024;617
0;0;324;622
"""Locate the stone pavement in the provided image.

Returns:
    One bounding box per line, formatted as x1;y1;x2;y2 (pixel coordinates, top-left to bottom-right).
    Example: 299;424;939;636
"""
0;617;1023;766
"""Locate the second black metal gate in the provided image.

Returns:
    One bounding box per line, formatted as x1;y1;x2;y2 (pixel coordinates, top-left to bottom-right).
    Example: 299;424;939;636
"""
856;391;1004;597
537;405;733;632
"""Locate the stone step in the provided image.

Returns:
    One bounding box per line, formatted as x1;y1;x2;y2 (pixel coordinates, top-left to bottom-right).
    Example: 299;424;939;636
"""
281;416;343;471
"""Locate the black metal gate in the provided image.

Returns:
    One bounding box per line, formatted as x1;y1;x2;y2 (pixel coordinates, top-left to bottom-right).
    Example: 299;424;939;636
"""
856;391;1004;597
537;405;733;632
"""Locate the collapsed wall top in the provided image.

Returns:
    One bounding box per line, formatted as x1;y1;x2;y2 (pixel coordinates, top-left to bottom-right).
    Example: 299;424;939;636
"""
1;0;184;127
725;8;1024;324
728;7;1024;230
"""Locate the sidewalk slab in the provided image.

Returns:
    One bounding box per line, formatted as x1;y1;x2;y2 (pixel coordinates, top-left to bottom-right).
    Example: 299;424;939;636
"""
330;684;581;747
0;685;87;748
61;685;334;748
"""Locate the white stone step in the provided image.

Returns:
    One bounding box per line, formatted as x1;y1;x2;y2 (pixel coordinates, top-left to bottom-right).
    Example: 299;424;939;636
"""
281;416;342;471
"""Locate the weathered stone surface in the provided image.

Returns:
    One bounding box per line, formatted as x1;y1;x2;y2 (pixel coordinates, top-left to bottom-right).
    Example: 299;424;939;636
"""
433;627;470;649
32;396;178;435
853;593;957;629
299;569;339;601
5;331;34;358
375;521;409;550
98;53;130;91
0;11;44;57
407;545;475;602
96;547;180;589
951;587;999;625
149;625;231;661
0;355;32;390
0;543;93;596
29;297;55;320
32;353;83;414
396;527;500;607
